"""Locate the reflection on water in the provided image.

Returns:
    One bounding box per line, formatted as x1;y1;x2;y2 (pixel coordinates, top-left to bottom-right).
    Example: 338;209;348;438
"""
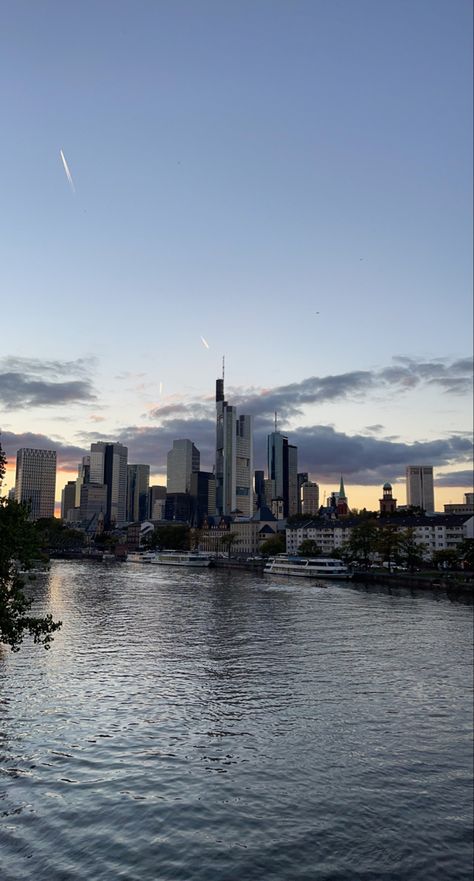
1;561;473;881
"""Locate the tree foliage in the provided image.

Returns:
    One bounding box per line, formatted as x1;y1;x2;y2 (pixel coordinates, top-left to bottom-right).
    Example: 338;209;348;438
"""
260;534;286;557
298;539;322;557
344;520;378;568
0;444;62;652
146;523;190;551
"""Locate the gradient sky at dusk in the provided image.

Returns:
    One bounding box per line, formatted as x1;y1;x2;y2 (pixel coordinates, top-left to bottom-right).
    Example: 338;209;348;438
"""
1;0;472;509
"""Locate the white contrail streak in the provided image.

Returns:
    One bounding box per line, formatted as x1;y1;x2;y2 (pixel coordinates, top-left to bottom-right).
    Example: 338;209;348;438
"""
60;149;76;193
200;336;210;349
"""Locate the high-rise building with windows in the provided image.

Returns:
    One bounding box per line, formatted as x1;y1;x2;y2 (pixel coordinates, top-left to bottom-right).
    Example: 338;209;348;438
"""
166;440;200;494
127;464;150;522
301;481;320;516
75;455;90;506
61;480;77;520
215;376;253;516
148;485;167;520
189;471;216;525
267;431;298;517
90;442;128;527
406;466;435;512
15;448;56;520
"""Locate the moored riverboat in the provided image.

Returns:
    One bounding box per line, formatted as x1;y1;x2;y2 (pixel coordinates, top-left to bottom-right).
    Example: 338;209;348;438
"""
149;551;213;568
264;555;351;580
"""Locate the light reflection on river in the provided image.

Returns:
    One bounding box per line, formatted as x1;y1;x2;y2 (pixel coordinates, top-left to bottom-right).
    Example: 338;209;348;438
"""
0;561;472;881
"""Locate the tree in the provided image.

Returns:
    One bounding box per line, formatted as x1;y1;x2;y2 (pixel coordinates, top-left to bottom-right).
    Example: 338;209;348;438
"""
456;539;474;571
260;534;286;556
298;539;322;557
344;520;378;569
0;444;62;651
220;532;238;559
146;523;190;551
376;525;403;572
398;528;427;572
432;549;459;571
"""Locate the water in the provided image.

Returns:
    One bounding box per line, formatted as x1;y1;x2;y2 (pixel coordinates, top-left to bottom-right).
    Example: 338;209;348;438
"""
1;561;472;881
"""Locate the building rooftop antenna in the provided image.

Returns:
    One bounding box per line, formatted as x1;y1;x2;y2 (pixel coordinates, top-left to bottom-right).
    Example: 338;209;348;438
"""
222;355;225;383
274;411;278;432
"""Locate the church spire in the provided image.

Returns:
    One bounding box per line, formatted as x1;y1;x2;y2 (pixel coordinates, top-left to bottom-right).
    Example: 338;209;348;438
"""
339;475;346;500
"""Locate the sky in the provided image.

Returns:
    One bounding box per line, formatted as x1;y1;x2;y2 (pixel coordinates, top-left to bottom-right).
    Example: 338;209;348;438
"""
0;0;472;511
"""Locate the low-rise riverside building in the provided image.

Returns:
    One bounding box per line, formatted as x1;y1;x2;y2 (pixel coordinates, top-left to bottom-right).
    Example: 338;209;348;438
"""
199;508;279;556
286;514;473;560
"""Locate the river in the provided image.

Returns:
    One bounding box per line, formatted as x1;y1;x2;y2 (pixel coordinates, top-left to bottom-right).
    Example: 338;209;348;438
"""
1;561;472;881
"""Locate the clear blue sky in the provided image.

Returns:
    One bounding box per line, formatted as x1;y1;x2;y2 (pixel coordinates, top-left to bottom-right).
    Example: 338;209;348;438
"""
1;0;472;506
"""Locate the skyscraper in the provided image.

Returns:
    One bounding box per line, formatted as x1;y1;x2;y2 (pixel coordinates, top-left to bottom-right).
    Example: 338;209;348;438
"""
267;431;298;517
61;480;77;520
15;448;56;520
166;440;200;494
90;442;128;527
215;376;253;516
127;464;150;522
75;455;90;506
301;480;319;516
406;466;435;512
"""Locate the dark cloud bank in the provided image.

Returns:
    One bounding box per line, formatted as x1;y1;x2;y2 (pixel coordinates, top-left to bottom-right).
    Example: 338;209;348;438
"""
1;355;472;486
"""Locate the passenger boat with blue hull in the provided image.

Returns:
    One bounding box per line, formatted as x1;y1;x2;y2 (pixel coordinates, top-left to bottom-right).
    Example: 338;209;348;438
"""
264;555;351;580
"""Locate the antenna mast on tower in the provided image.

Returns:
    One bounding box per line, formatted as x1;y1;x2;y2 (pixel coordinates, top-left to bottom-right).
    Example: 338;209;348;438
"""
222;355;225;383
274;411;278;432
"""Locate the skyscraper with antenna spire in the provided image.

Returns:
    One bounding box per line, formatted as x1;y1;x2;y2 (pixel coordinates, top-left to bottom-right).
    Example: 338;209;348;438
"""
267;416;298;517
215;365;253;516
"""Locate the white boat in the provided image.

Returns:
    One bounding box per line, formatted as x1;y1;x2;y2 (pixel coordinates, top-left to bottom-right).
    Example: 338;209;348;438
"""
149;551;212;568
127;551;158;564
264;555;351;580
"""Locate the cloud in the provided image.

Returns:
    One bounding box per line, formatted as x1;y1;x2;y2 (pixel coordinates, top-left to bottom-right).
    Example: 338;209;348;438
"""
0;431;87;473
0;356;97;409
435;471;474;488
148;356;472;425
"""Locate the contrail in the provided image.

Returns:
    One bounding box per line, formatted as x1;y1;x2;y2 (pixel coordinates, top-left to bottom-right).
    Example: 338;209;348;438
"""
200;336;210;349
159;381;163;395
60;149;76;194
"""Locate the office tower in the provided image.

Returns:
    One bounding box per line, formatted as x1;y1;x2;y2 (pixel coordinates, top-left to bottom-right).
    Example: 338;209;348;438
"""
215;376;253;516
167;439;200;494
235;414;253;515
149;485;167;519
90;442;128;527
297;472;309;513
254;470;265;509
75;455;91;506
61;481;77;520
406;466;435;513
79;483;107;523
165;493;193;522
15;448;56;520
190;471;216;525
287;444;298;516
267;431;298;517
127;464;150;522
301;481;320;516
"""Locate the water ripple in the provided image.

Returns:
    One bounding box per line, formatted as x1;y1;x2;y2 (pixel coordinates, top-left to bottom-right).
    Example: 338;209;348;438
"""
0;561;472;881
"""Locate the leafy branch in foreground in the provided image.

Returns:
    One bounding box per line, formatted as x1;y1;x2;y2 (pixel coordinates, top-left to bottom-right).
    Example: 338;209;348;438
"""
0;443;62;652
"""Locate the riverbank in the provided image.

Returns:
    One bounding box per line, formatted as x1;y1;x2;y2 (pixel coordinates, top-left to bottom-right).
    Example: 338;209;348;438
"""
352;569;473;593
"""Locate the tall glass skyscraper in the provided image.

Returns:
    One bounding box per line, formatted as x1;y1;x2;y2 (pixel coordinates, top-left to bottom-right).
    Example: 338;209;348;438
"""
267;432;298;517
90;442;128;527
215;377;253;516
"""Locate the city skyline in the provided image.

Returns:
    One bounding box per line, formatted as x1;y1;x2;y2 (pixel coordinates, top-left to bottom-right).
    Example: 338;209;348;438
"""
1;1;472;509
